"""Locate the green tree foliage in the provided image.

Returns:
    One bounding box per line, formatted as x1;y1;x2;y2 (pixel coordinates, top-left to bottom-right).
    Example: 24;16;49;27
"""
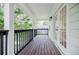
14;7;32;30
14;8;23;18
0;7;4;29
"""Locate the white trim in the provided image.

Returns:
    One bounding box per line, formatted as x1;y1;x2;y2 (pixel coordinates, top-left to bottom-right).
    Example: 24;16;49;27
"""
49;37;65;55
54;41;65;55
56;4;68;48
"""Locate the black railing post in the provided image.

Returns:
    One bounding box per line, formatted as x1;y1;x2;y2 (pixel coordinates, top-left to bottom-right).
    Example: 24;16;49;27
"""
14;33;15;54
5;32;8;55
0;30;8;55
1;33;3;55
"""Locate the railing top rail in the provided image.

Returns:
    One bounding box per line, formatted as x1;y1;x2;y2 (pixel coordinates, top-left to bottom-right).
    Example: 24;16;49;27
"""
0;30;9;32
15;29;33;33
33;28;48;30
0;30;9;35
15;29;33;31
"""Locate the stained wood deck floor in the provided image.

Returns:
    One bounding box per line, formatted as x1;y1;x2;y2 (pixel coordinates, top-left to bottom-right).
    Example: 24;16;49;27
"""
19;35;61;55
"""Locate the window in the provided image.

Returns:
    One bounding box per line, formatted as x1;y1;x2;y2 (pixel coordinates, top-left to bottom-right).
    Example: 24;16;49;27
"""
60;5;67;48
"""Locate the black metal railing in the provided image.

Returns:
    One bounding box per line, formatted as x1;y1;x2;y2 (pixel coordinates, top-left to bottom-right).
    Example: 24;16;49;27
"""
14;29;33;54
33;29;37;37
0;29;48;55
0;30;8;55
34;29;48;36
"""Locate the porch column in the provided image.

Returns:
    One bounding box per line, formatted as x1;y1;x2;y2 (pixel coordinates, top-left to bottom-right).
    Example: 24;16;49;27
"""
4;3;14;55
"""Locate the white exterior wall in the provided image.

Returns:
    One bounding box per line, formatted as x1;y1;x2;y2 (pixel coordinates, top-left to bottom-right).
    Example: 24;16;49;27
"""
49;3;79;55
67;3;79;54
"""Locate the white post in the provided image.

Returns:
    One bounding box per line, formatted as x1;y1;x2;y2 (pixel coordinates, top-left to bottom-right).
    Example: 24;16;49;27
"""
4;3;14;55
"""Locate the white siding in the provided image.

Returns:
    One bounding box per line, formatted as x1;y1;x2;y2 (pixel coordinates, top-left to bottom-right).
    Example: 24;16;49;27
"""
49;3;79;55
67;3;79;54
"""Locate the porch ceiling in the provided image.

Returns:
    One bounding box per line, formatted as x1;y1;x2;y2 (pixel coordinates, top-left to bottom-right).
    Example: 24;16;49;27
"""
24;3;54;20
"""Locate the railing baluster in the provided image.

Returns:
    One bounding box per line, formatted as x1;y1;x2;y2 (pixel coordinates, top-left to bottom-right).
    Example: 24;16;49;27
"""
23;32;25;46
18;32;20;51
24;32;26;45
14;29;33;55
25;32;27;43
22;32;23;47
20;32;22;49
0;34;1;54
16;33;18;53
19;32;20;50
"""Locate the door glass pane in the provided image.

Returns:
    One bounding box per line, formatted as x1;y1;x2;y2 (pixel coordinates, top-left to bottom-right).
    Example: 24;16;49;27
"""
60;5;66;48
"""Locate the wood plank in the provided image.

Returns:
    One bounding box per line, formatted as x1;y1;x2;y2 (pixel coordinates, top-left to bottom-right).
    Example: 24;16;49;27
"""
19;35;61;55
